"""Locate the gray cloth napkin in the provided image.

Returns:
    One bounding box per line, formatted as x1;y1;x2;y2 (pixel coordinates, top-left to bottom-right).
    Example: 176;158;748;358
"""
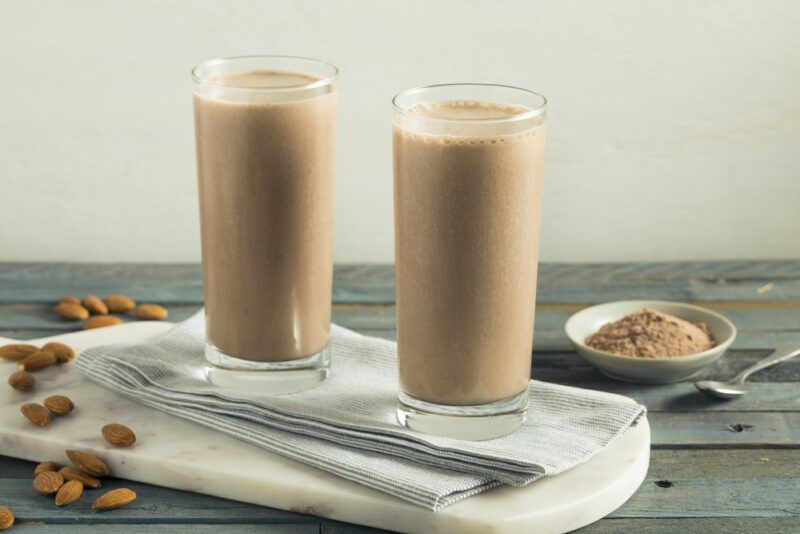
77;311;646;511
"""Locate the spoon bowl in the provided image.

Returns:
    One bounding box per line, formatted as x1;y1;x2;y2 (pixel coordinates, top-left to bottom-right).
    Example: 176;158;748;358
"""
694;344;800;400
694;380;746;399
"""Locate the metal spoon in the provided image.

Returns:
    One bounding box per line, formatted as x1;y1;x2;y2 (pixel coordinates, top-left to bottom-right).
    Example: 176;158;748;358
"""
695;344;800;399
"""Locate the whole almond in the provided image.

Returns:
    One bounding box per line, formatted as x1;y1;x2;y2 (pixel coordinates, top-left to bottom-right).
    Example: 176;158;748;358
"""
59;295;81;305
42;342;75;364
133;303;168;320
44;395;74;415
34;461;62;476
82;294;108;315
83;316;123;330
54;302;90;320
92;488;136;511
21;403;50;426
0;507;13;531
0;343;38;361
66;450;110;477
55;480;84;507
104;294;136;313
33;470;64;494
102;424;136;447
8;370;35;391
18;350;57;372
59;466;102;489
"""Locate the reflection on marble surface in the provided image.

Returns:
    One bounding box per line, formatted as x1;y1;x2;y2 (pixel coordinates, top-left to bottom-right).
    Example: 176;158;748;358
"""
0;324;649;534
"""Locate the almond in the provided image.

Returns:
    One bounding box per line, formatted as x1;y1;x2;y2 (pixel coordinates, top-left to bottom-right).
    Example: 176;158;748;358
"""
0;343;38;361
33;470;64;494
66;450;110;477
82;294;108;315
54;302;90;320
55;480;84;506
104;294;136;313
34;461;62;476
21;403;50;426
83;316;123;330
59;295;81;305
0;507;13;531
92;488;136;511
18;350;56;372
59;466;102;489
8;370;35;391
42;342;75;364
133;303;168;320
102;424;136;447
44;395;74;415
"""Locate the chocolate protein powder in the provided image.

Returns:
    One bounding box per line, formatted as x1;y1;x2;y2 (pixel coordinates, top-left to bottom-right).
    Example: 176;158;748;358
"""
585;309;715;357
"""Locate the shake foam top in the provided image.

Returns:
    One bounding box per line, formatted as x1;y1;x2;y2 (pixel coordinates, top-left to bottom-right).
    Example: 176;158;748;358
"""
407;100;533;120
207;70;323;88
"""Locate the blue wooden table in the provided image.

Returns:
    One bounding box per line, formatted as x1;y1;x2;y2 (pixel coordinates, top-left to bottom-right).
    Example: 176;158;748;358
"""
1;262;798;532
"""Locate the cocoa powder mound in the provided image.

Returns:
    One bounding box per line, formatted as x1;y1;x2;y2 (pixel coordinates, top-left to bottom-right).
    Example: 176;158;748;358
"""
585;308;715;358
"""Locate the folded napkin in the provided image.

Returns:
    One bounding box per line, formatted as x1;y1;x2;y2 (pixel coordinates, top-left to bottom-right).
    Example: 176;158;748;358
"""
77;311;645;511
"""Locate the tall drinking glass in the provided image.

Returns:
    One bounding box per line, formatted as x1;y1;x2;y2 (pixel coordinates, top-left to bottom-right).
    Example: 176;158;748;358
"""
192;56;338;393
392;84;547;439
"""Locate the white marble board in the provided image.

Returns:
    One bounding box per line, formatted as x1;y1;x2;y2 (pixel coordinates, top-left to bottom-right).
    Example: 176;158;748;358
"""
0;323;650;533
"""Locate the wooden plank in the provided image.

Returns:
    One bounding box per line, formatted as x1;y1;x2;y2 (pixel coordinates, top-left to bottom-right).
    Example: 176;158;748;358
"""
0;451;788;479
534;261;800;303
609;449;800;519
322;518;800;534
0;329;57;340
331;265;394;305
0;304;395;340
611;478;799;518
3;303;799;415
649;412;800;448
1;261;799;304
9;526;319;533
0;455;40;478
647;449;799;478
568;382;800;412
2;302;798;352
321;525;391;534
0;478;318;525
1;310;797;386
9;312;799;408
576;518;800;533
0;263;204;305
0;264;395;305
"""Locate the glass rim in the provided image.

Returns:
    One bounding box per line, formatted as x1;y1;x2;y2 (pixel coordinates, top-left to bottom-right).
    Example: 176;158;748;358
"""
392;83;547;125
191;55;339;92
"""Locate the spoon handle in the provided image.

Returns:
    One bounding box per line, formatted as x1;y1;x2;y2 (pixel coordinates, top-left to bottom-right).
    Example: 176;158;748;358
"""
734;344;800;383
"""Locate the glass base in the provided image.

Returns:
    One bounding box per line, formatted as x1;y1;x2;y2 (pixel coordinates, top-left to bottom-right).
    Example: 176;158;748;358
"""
204;344;330;394
396;389;528;441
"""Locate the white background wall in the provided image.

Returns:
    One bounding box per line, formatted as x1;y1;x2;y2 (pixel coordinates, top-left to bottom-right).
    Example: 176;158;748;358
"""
1;0;798;263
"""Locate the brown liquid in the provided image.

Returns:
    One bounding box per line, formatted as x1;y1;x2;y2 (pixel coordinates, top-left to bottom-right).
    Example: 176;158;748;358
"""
393;101;545;405
193;70;336;362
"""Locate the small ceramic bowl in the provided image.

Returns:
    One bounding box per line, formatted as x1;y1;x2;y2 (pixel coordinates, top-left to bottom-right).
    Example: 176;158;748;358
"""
564;300;737;384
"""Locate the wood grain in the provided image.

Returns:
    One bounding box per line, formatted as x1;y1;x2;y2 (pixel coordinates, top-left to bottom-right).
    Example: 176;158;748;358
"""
7;527;319;534
1;261;799;304
0;477;315;524
3;303;799;352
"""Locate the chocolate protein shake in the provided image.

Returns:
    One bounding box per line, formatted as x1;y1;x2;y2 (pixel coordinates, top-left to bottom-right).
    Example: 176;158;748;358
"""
393;94;546;408
193;62;337;364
